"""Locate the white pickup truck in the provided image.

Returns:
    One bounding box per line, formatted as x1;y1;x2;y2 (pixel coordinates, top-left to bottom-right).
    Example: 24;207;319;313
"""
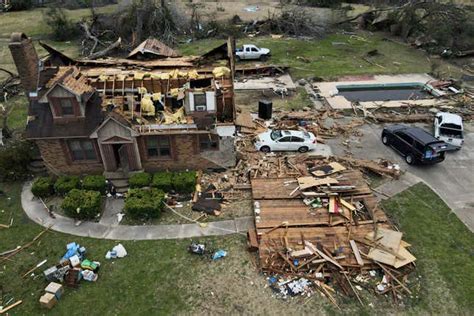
235;44;271;61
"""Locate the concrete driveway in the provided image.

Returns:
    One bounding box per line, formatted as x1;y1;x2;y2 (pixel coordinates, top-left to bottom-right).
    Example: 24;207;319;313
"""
328;122;474;232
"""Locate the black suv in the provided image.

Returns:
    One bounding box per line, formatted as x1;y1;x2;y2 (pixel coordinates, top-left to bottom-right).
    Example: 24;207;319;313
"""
381;125;448;165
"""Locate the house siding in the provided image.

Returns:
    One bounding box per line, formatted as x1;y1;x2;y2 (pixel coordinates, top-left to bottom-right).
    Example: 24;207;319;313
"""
36;139;104;175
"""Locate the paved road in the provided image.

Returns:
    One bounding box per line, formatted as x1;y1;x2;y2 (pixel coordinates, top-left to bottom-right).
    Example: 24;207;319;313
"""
329;122;474;232
21;182;253;240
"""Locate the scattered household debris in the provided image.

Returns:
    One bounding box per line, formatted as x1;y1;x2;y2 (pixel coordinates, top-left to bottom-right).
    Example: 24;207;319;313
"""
247;157;416;306
105;244;128;259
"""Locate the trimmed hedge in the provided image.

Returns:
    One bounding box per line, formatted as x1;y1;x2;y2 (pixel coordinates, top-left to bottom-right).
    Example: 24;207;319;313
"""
61;189;101;220
31;177;54;198
151;172;173;192
82;175;106;194
129;172;152;188
124;188;165;220
173;171;197;194
54;176;81;196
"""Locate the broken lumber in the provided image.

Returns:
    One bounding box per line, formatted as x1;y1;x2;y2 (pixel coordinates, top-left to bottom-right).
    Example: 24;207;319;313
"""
305;241;344;271
349;240;364;266
0;300;22;314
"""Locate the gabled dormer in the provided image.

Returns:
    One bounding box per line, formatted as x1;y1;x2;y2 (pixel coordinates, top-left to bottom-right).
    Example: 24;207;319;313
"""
39;67;95;120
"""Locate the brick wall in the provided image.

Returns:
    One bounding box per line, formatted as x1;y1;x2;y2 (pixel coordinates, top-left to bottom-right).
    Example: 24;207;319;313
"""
139;134;220;171
9;33;39;94
36;139;104;175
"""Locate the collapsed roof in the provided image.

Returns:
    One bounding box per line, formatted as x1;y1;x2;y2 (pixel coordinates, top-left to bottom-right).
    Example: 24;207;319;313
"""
127;38;181;60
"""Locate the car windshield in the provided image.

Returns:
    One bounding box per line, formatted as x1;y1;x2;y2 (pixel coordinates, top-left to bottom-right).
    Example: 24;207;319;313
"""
440;125;463;139
270;130;282;140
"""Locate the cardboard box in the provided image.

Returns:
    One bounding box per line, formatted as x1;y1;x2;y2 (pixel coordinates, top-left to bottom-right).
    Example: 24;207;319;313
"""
39;293;57;309
45;282;64;300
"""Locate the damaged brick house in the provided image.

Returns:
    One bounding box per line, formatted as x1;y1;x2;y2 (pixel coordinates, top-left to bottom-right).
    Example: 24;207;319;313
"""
9;33;237;177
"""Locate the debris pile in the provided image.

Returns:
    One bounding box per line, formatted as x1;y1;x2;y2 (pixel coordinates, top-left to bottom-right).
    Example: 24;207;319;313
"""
248;158;416;306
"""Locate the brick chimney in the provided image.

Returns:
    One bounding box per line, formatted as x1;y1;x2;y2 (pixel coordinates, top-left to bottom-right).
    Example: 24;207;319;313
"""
9;33;39;96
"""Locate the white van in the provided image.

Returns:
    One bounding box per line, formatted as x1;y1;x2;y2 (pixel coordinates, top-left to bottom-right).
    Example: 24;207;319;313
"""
434;112;464;148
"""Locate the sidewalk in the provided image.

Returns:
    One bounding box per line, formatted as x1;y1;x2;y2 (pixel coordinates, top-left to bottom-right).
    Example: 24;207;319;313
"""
21;182;253;240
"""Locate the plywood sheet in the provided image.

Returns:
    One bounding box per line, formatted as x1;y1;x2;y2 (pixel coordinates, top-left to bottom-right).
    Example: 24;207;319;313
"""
298;176;338;190
251;178;299;200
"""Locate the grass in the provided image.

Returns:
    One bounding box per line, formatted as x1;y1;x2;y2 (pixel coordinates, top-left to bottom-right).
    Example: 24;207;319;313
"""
3;95;28;131
1;181;474;314
381;183;474;313
0;5;118;39
0;182;251;315
179;33;433;80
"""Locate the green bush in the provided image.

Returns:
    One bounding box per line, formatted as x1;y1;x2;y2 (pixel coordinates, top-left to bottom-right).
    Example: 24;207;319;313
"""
62;189;101;220
43;6;78;41
124;188;165;220
31;177;54;198
0;141;34;181
173;171;196;194
54;176;80;196
82;175;106;194
129;172;152;188
151;172;173;192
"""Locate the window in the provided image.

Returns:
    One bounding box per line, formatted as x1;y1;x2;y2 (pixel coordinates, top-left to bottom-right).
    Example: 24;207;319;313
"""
68;140;96;161
414;141;425;152
270;130;282;141
199;134;219;151
60;98;74;115
194;93;207;111
399;134;413;144
291;136;304;142
147;136;171;158
278;137;292;142
251;47;258;52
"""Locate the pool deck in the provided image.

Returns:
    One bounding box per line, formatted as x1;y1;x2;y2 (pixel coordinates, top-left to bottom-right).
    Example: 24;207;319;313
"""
315;74;444;110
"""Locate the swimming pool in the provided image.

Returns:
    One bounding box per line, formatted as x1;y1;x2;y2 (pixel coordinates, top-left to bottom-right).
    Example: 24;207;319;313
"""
336;82;436;102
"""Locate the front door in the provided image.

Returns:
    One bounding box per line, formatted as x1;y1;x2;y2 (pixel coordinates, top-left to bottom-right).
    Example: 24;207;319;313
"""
118;144;129;172
102;142;140;172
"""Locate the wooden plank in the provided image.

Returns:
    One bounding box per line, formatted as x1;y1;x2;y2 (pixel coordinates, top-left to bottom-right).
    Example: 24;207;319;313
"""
349;240;364;266
0;300;23;314
305;241;344;271
298;176;338;190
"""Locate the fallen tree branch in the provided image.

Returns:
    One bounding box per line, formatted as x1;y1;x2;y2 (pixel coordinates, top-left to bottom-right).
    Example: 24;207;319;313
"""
88;37;122;59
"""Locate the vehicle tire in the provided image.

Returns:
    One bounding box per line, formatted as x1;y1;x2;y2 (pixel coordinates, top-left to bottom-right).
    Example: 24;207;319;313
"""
298;146;309;153
405;153;415;165
236;56;241;62
382;134;389;145
259;55;268;62
260;146;271;153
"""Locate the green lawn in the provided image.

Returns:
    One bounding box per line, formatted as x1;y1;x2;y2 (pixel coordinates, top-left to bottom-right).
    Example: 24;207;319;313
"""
3;95;28;131
2;181;474;315
179;33;433;80
0;182;253;315
382;183;474;314
0;5;118;39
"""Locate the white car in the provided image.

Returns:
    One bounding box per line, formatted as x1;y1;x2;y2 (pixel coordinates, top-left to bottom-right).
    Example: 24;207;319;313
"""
235;44;271;61
434;112;464;148
254;130;317;153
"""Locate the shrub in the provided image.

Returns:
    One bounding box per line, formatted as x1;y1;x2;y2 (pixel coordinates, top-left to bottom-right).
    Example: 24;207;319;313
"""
173;171;196;194
82;175;106;194
129;172;152;188
62;189;101;220
10;0;33;11
0;141;34;181
54;176;80;196
31;177;54;198
43;6;78;41
151;172;173;192
124;188;165;220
